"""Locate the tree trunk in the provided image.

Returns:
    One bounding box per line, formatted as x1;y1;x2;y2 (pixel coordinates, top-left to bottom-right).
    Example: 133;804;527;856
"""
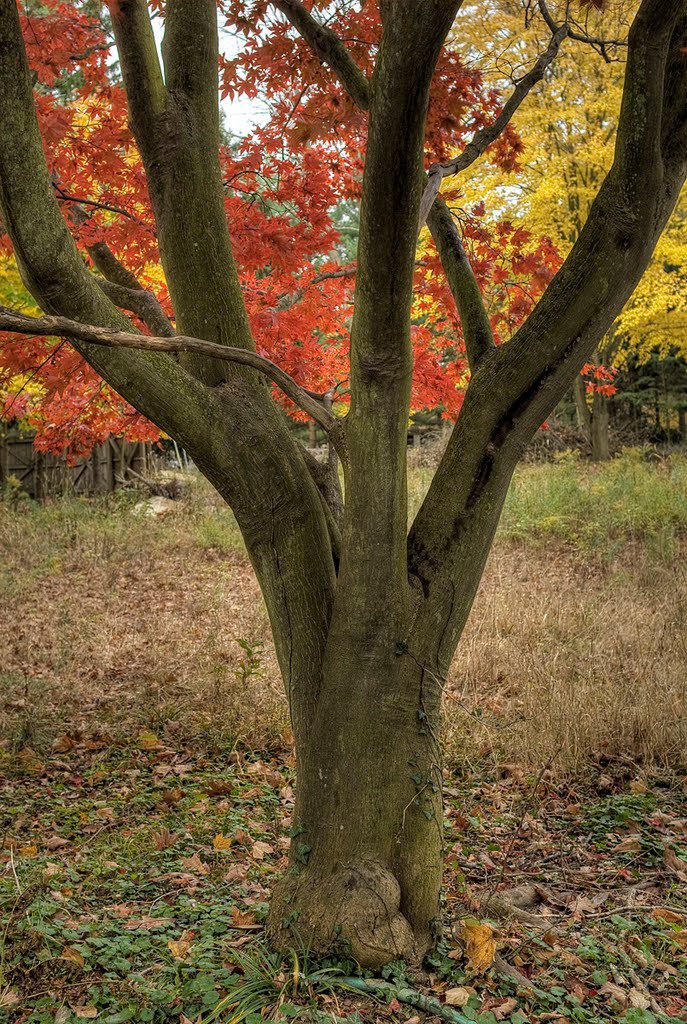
573;373;592;435
267;649;442;967
591;388;610;461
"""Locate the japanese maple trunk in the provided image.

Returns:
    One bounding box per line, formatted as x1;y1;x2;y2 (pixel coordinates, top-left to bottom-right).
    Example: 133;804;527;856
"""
3;0;687;976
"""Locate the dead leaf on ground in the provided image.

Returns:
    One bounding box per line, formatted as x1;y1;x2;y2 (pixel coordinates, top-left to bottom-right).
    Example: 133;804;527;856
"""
123;916;171;930
493;998;518;1020
52;735;75;753
454;919;497;974
60;946;85;968
153;827;181;851
231;907;258;928
181;853;209;874
168;931;193;959
599;981;627;1006
652;907;684;924
613;836;642;853
628;987;652;1010
213;833;232;851
444;987;473;1007
69;1005;98;1019
663;845;687;882
206;779;233;797
251;840;273;860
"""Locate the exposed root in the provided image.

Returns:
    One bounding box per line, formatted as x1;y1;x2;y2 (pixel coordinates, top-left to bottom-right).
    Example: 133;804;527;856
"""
481;884;561;930
267;860;417;968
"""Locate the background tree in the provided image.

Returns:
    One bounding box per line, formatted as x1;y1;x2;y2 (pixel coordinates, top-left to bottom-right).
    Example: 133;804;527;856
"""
1;0;687;967
457;0;687;457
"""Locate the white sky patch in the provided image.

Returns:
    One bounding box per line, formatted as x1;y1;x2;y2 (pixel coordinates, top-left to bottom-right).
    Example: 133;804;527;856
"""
148;12;269;140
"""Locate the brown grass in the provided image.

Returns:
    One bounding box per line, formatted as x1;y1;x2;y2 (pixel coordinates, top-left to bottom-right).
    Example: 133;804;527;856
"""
446;541;687;772
1;468;685;775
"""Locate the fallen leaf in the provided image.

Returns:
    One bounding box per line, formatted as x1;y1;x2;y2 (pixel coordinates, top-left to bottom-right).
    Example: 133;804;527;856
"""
0;988;19;1008
224;863;249;882
137;730;165;750
153;827;181;851
629;780;648;794
564;976;589;1003
181;853;209;874
599;981;627;1005
652;908;684;924
628;988;651;1010
664;845;687;882
455;919;496;974
19;845;39;857
123;916;171;930
251;840;273;860
52;735;75;753
44;835;70;850
70;1005;99;1019
613;837;642;854
213;833;233;851
60;946;85;968
444;987;472;1007
673;930;687;947
168;935;192;959
231;906;258;927
493;997;518;1019
206;779;233;797
160;787;183;806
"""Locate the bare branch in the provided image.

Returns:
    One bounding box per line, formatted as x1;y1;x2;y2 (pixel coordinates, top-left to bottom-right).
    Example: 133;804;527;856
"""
418;23;569;228
272;0;370;109
95;279;175;338
538;0;626;61
0;306;343;444
52;183;142;223
64;202;175;338
426;198;494;371
274;267;356;311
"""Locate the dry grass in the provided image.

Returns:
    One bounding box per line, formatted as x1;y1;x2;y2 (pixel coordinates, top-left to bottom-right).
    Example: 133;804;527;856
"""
445;541;687;772
2;456;686;775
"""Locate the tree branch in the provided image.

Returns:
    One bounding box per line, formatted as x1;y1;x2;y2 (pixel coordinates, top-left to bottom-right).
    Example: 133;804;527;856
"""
66;202;175;338
94;278;175;338
537;0;626;61
0;306;342;445
112;0;255;386
426;198;494;370
272;0;370;109
418;23;569;229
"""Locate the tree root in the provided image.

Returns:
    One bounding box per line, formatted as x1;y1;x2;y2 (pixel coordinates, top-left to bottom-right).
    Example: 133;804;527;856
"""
481;884;561;930
336;977;474;1024
267;860;417;968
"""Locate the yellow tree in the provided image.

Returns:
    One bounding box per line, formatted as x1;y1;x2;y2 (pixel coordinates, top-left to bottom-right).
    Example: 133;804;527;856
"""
454;0;687;455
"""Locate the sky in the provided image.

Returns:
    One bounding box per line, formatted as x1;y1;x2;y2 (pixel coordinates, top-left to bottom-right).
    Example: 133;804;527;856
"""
149;12;269;140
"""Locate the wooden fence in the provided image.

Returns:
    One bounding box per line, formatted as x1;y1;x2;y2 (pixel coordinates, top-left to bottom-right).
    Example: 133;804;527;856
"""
0;431;152;499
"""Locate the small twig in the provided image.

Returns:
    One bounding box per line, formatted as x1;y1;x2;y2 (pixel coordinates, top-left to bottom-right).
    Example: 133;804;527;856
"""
9;849;21;894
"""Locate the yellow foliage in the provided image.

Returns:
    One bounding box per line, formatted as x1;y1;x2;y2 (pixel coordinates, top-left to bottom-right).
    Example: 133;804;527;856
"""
451;0;687;366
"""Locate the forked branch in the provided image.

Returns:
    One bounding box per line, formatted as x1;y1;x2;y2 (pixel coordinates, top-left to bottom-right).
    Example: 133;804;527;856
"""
418;23;569;228
0;307;342;444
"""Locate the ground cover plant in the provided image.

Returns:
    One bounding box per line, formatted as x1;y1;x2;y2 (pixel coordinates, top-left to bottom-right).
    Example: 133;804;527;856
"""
1;457;686;1023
